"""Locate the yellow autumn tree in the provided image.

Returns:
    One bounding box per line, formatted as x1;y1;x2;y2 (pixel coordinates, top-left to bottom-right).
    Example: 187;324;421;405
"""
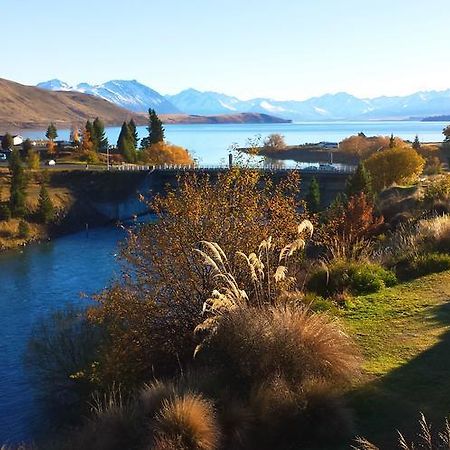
339;135;405;158
141;142;193;165
364;146;425;191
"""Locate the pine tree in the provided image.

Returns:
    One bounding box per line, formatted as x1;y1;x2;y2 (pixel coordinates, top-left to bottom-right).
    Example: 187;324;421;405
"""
346;163;373;199
46;123;58;141
389;133;395;148
8;149;27;217
148;109;165;145
36;183;54;224
85;120;94;142
1;133;14;151
92;117;108;152
412;135;421;150
128;118;139;148
306;176;321;213
117;122;137;163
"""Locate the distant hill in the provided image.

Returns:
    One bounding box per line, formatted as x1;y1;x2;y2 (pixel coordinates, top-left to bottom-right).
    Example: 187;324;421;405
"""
422;115;450;122
160;113;291;124
0;78;146;130
37;79;180;114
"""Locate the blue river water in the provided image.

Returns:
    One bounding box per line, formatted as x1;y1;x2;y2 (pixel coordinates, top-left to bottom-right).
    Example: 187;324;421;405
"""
0;227;125;444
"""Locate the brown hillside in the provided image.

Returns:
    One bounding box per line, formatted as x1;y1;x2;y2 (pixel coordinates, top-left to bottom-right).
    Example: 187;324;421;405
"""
0;78;146;130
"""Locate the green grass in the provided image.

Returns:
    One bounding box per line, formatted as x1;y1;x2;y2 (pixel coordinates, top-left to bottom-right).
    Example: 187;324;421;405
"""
339;270;450;447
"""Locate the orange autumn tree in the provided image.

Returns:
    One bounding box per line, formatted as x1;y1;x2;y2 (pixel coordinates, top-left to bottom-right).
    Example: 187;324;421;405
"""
364;146;425;191
317;192;384;260
141;142;194;165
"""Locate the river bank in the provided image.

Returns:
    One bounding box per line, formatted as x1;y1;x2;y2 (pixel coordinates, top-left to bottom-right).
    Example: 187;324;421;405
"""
0;170;150;252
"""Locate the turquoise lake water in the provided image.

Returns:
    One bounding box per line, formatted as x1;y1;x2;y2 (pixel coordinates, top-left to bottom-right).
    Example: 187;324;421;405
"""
21;121;449;165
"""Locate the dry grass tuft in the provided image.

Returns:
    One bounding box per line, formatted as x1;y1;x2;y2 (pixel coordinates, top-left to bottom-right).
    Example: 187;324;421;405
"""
153;393;221;450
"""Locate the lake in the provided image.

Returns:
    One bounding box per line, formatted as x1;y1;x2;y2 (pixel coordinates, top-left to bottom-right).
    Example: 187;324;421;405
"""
20;121;449;165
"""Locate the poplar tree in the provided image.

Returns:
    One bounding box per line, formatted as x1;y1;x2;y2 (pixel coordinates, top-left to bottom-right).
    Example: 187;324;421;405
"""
9;149;27;217
306;176;321;213
92;117;108;152
117;122;137;163
128;118;139;148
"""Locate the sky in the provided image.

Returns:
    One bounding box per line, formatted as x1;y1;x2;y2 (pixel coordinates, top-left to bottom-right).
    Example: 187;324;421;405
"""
1;0;449;100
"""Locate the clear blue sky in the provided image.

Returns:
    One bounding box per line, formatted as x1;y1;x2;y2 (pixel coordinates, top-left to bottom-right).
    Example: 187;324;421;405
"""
2;0;448;100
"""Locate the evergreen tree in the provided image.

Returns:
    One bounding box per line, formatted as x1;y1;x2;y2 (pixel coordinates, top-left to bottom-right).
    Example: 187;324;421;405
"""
346;163;373;199
36;183;54;224
128;118;139;148
85;120;95;142
117;122;137;163
148;108;165;145
389;133;395;148
45;123;58;141
412;135;421;150
8;149;27;217
1;133;13;151
306;176;321;213
92;117;108;152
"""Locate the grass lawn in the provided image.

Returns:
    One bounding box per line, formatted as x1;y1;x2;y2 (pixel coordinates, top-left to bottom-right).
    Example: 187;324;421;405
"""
340;270;450;447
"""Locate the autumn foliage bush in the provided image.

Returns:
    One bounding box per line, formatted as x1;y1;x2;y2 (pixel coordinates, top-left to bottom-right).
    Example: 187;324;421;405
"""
141;142;194;165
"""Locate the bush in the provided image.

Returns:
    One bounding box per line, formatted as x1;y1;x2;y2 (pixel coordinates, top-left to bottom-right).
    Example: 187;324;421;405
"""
307;260;397;297
198;305;359;392
18;220;30;238
153;393;221;450
396;252;450;280
0;203;11;221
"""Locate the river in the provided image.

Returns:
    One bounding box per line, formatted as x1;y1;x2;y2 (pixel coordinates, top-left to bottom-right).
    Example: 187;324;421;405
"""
0;227;125;444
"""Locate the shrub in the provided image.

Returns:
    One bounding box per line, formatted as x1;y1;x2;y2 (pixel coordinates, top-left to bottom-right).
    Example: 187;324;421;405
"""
198;305;360;392
153;393;221;450
307;260;397;298
0;203;11;221
18;220;30;238
396;252;450;280
90;169;305;387
141;142;193;165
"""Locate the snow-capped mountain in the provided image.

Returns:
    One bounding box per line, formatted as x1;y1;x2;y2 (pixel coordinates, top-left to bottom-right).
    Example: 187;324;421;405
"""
37;79;450;120
37;79;180;114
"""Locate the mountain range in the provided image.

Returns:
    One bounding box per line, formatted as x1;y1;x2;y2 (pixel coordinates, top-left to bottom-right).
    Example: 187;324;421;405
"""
37;79;450;121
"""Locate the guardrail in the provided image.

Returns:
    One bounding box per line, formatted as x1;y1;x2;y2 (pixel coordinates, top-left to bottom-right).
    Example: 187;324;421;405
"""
113;164;356;174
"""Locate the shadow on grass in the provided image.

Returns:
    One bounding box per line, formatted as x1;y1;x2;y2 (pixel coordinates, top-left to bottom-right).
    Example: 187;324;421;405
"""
349;300;450;447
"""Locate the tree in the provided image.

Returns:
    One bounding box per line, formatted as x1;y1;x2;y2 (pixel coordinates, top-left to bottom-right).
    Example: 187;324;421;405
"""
117;122;137;163
27;148;40;170
389;133;395;148
128;118;139;148
22;138;33;156
1;133;13;151
142;109;165;148
8;149;27;217
443;125;450;144
46;123;58;141
412;135;421;150
364;146;425;191
263;134;287;152
92;117;108;152
141;142;193;165
346;163;373;199
47;140;56;156
70;125;80;146
36;183;54;224
306;176;321;213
